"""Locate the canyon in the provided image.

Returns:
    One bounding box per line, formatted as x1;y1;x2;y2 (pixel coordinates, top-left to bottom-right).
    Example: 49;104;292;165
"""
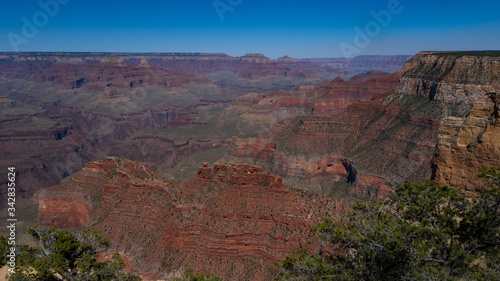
0;52;410;203
2;50;500;280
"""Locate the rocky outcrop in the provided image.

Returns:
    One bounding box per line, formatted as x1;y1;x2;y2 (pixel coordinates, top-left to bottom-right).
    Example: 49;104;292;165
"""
432;99;499;194
211;163;284;188
310;73;399;114
227;73;400;134
397;51;500;193
196;162;213;181
38;196;90;228
397;52;499;102
38;157;347;281
229;137;277;160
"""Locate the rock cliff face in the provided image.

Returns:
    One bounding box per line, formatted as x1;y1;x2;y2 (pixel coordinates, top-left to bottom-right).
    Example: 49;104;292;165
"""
38;197;90;228
227;51;500;196
38;157;347;281
226;71;434;198
228;73;400;132
397;52;499;102
396;51;500;192
432;96;499;194
310;74;399;114
231;94;442;198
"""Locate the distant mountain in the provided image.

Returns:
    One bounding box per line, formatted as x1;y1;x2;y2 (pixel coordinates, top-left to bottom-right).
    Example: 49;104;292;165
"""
301;55;414;74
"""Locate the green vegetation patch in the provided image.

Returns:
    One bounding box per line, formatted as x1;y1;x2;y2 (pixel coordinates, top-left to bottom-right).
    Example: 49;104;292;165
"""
277;168;500;280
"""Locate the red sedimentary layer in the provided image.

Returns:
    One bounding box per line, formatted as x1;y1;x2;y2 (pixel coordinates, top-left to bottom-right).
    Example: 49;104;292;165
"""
230;93;441;199
235;73;400;120
310;74;399;113
230;52;500;197
38;196;90;228
38;157;347;281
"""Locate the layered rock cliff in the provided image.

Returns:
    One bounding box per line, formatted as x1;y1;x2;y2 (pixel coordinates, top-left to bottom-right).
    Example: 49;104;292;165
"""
228;73;400;133
38;157;347;281
227;51;500;197
228;93;442;199
396;51;500;193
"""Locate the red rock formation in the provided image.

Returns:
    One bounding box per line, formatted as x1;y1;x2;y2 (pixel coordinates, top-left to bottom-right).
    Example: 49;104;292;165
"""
229;137;277;160
349;174;393;199
212;163;284;188
310;74;399;114
196;162;213;181
229;90;441;198
38;157;347;281
38;196;90;228
229;72;400;132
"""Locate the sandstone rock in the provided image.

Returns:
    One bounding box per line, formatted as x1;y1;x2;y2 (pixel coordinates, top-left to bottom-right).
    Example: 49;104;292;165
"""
38;196;90;228
138;58;150;68
38;157;347;281
195;162;212;181
396;51;500;193
432;93;500;194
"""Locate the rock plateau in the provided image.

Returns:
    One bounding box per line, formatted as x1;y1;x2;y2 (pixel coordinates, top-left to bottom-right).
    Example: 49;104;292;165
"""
38;157;347;281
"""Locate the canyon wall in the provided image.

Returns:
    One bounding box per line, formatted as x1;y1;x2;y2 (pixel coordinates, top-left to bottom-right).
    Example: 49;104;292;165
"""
226;70;435;198
228;51;500;197
396;51;500;193
38;157;347;281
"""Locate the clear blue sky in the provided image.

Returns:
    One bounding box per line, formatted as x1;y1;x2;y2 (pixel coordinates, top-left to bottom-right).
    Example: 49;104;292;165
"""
1;0;499;58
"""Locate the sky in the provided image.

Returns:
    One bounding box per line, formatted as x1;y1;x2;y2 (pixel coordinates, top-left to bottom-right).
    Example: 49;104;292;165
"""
0;0;499;58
